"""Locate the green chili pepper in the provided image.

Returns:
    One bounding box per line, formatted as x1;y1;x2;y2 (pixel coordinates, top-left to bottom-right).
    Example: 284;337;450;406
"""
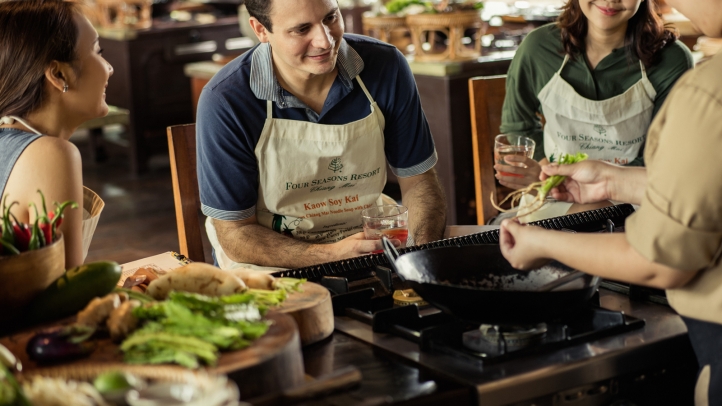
37;189;48;218
1;195;17;248
50;201;78;242
0;239;19;255
28;203;44;250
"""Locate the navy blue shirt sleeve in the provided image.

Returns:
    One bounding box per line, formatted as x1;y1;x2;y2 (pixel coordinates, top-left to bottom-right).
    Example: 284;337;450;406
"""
377;47;437;177
197;73;260;221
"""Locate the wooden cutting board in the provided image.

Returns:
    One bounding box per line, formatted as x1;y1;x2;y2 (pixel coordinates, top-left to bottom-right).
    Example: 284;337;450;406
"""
275;282;334;346
0;312;304;399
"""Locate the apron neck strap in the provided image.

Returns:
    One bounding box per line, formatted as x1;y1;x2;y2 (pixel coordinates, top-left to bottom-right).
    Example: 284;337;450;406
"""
0;115;42;135
557;54;571;75
266;100;273;119
639;60;648;81
355;76;374;103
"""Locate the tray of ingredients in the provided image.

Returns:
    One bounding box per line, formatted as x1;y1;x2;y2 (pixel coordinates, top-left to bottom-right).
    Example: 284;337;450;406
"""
0;261;309;405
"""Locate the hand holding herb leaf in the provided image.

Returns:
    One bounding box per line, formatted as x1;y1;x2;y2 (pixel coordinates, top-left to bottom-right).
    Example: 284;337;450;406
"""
492;152;589;218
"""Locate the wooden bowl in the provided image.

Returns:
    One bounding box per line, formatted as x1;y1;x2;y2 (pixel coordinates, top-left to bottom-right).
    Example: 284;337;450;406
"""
0;234;65;316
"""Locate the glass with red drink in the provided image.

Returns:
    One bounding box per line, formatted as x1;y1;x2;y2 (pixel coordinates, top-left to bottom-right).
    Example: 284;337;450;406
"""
361;205;409;250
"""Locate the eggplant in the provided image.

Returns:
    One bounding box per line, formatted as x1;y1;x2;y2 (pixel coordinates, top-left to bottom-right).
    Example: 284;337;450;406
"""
26;325;95;363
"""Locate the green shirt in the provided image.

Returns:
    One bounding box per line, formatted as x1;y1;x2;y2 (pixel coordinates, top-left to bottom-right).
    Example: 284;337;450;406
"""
500;23;694;164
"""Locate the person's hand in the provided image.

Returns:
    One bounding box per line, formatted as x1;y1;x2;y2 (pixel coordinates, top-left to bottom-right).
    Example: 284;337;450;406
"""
499;219;551;270
494;156;542;190
541;160;616;204
328;232;401;260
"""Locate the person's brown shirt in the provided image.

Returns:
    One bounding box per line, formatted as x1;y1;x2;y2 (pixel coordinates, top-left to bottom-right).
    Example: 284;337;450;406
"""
626;52;722;324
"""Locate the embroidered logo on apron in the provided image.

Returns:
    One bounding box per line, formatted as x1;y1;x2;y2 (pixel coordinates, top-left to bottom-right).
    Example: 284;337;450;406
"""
328;157;344;173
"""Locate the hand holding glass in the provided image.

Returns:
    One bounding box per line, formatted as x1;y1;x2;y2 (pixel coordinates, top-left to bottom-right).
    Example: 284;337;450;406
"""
494;134;536;178
361;205;409;249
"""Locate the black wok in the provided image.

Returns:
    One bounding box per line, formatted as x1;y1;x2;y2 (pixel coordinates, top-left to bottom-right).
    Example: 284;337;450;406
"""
385;243;600;324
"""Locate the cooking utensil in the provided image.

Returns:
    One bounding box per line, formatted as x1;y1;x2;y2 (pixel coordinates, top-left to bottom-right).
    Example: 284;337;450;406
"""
536;228;589;292
537;270;585;292
383;243;599;324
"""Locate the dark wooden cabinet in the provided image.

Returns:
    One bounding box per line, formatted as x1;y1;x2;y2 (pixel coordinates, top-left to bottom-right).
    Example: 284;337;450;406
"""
412;58;512;225
100;17;246;174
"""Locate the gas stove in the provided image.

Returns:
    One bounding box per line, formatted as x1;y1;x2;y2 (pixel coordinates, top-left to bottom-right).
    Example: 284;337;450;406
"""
316;278;697;406
280;207;699;405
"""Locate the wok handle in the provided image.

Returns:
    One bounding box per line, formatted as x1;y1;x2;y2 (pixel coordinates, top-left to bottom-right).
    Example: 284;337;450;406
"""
381;236;400;273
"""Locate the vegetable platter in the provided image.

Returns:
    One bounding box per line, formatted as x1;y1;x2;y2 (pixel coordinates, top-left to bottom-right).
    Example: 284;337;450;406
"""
125;262;334;347
0;311;304;401
0;263;315;400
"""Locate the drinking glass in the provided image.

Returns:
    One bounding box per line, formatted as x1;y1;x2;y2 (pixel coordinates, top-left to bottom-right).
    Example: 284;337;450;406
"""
361;205;409;248
494;134;536;178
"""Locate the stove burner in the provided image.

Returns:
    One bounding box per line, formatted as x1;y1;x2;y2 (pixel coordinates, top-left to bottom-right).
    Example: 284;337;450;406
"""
463;323;548;355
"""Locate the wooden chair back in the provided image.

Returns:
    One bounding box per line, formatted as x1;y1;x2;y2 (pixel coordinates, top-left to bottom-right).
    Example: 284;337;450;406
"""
469;75;507;225
167;123;206;263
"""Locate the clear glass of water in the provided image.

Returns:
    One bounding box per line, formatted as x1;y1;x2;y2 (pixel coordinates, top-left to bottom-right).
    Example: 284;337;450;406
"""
494;134;536;177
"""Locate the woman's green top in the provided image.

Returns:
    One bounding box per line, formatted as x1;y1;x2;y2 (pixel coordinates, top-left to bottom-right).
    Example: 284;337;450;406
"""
500;23;694;164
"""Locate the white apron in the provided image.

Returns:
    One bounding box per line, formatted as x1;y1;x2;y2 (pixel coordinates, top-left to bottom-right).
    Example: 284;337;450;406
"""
0;115;103;261
518;55;656;223
208;76;389;270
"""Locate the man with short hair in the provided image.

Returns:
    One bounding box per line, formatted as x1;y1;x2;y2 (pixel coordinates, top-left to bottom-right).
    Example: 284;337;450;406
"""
197;0;446;269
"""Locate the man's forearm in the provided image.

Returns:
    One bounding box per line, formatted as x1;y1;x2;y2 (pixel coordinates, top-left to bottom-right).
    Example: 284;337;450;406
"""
214;220;332;268
400;169;446;245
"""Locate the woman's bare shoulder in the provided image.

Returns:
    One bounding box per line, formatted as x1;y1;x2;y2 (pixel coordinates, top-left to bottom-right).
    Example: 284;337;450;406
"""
17;136;81;169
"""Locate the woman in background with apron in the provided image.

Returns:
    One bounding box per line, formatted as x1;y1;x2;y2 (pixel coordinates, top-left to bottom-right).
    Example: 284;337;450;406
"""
500;1;722;402
0;0;112;267
495;0;693;221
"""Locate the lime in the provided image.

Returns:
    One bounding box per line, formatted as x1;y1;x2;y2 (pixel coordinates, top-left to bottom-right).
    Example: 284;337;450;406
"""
93;371;135;393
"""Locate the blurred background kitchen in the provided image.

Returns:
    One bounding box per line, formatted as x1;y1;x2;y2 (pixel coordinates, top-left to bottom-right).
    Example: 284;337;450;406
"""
77;0;718;265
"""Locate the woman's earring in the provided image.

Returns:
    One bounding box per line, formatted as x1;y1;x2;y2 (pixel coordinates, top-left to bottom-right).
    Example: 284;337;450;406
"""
62;83;68;93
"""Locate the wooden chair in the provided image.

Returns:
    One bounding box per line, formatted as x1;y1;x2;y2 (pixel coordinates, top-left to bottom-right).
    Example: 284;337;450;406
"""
469;75;507;225
167;123;208;263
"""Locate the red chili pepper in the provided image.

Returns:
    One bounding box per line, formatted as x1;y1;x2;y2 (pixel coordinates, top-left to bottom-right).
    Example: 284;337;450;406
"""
9;213;30;252
12;224;30;251
49;211;63;229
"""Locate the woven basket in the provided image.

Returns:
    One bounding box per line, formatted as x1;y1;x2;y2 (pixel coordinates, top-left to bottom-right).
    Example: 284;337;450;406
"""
0;234;65;318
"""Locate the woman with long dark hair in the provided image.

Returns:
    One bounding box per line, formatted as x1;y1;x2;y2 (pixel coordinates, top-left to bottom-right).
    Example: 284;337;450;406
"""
0;0;114;267
494;0;692;219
